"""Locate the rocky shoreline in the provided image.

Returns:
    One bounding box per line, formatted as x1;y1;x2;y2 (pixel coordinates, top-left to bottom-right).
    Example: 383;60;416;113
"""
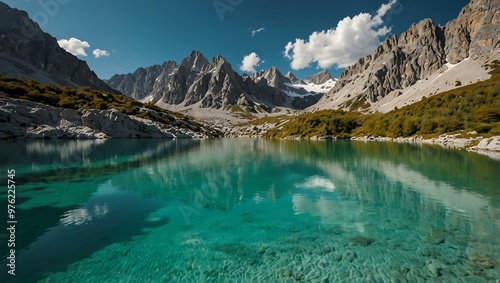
229;122;500;159
351;134;500;159
2;97;500;160
0;97;214;139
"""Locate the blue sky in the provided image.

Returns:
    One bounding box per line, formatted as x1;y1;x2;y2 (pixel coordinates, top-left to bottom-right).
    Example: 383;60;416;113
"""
4;0;469;80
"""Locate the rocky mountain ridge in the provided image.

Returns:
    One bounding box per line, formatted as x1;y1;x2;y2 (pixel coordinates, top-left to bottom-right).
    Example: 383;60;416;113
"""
305;69;333;85
107;51;333;115
315;0;500;112
0;2;115;92
106;64;163;100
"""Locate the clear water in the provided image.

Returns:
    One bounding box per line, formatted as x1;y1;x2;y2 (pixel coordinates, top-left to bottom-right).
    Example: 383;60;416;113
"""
0;138;499;282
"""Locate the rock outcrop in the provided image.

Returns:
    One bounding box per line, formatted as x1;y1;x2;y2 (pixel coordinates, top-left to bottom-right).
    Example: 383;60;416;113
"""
468;136;500;156
315;0;499;112
0;97;214;139
445;0;500;64
0;2;115;92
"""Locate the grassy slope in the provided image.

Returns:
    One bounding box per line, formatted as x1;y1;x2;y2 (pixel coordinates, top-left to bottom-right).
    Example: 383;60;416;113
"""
263;61;500;139
0;74;219;136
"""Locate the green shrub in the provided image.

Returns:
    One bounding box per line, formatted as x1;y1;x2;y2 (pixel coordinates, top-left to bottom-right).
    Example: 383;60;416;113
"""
62;86;77;94
58;99;76;109
475;124;492;133
473;105;500;123
96;101;108;110
421;119;438;134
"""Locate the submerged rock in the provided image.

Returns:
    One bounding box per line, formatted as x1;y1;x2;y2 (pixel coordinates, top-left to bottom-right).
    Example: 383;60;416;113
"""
469;254;497;269
328;226;347;235
425;228;447;245
213;243;249;257
322;246;334;254
341;250;357;262
276;268;292;278
349;235;375;246
256;245;269;255
428;262;443;277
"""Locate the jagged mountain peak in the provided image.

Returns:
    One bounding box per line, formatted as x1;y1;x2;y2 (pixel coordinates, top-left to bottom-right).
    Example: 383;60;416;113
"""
187;50;203;57
207;55;234;73
211;54;226;63
250;66;288;88
262;66;284;78
285;71;298;82
180;50;209;72
305;70;333;85
266;66;279;72
161;60;177;69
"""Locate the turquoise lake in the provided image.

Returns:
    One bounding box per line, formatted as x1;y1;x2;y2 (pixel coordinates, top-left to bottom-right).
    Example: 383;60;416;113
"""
0;138;499;282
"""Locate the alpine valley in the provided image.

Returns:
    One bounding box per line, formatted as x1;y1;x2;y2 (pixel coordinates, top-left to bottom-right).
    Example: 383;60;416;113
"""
0;0;499;153
1;1;500;282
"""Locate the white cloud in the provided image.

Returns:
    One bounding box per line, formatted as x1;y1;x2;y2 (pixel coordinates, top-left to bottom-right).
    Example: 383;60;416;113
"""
251;27;265;37
93;49;110;58
239;52;261;73
284;0;398;70
57;37;90;57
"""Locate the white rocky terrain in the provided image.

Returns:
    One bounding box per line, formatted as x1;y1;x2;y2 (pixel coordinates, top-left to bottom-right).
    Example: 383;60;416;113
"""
0;97;213;139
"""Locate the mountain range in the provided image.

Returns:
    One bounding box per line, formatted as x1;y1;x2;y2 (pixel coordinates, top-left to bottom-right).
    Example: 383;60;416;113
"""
106;51;334;115
106;0;499;117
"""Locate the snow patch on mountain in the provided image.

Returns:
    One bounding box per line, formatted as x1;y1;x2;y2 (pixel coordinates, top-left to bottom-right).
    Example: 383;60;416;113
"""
284;78;337;97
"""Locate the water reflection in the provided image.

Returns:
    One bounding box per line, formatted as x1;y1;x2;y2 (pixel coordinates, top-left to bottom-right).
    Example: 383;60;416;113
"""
0;138;498;281
295;175;336;192
3;182;167;283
